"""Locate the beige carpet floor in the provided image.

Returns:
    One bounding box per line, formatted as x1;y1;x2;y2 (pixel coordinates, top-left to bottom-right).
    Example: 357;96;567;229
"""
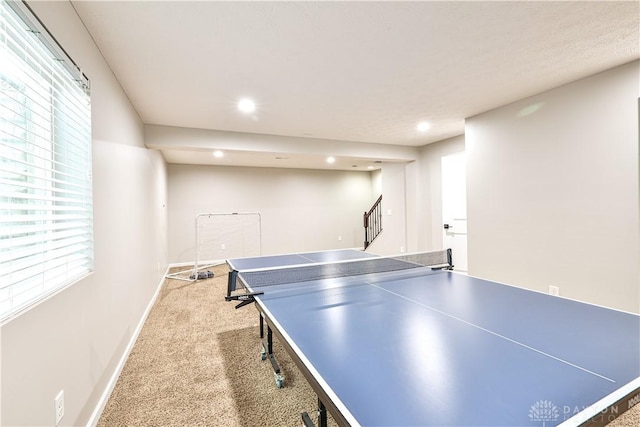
97;265;639;427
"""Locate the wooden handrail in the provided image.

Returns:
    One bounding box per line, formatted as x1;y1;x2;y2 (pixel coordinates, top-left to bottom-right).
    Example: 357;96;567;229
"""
363;195;383;250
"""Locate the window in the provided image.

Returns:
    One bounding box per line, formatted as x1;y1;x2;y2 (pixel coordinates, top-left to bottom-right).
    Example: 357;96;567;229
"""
0;0;92;322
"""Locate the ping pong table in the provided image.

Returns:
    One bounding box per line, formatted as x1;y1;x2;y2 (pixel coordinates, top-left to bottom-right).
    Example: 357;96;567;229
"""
225;249;640;427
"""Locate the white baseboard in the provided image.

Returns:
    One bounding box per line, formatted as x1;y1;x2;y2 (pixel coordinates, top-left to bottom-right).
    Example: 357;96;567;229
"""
85;267;170;427
166;261;195;269
165;259;226;270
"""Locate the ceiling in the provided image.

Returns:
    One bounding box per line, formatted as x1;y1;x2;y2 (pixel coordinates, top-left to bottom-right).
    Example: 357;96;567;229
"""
70;1;639;170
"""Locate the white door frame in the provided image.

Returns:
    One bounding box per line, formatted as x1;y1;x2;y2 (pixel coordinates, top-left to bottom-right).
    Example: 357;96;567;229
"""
441;152;468;272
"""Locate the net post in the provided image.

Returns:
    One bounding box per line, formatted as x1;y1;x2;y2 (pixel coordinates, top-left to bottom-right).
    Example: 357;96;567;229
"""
227;270;238;297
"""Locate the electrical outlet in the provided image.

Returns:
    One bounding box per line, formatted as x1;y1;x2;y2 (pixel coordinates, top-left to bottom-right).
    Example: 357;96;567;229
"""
549;285;560;296
220;243;225;250
54;390;64;426
338;235;342;241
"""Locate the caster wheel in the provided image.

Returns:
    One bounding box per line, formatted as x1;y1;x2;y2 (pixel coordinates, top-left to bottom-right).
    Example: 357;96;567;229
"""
275;373;285;388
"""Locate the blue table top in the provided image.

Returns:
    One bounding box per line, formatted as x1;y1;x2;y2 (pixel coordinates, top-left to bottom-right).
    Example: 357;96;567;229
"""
230;252;640;426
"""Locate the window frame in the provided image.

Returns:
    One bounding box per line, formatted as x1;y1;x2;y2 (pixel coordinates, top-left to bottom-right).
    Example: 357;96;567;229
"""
1;0;93;323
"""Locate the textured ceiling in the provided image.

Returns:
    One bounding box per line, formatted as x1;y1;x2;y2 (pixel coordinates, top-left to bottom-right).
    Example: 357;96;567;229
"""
70;1;639;167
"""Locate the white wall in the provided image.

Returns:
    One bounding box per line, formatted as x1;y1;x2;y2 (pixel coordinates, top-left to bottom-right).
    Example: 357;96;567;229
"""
417;135;466;250
370;169;382;198
466;60;639;313
1;2;168;426
366;137;465;256
366;163;409;255
168;164;374;260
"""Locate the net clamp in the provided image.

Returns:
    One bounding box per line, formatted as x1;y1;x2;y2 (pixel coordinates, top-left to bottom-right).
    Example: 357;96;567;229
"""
225;292;264;309
431;263;454;271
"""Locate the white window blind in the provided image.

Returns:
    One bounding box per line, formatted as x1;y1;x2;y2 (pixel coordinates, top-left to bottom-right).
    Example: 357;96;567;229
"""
0;0;92;322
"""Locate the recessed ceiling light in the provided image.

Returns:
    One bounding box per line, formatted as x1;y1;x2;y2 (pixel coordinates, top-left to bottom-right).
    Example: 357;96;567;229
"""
213;150;224;158
326;156;336;164
367;166;374;170
238;98;256;113
417;121;431;132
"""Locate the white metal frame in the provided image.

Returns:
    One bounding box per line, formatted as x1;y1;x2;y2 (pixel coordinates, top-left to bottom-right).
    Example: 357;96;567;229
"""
165;212;262;282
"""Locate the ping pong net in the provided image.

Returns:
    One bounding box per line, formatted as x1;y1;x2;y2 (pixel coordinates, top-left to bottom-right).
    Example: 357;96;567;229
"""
227;249;452;306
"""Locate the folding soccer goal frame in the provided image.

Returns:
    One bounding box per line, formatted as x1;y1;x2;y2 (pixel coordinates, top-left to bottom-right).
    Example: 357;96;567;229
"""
166;212;262;282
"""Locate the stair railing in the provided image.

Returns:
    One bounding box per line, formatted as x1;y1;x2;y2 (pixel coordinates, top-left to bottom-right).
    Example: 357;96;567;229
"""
363;195;382;250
